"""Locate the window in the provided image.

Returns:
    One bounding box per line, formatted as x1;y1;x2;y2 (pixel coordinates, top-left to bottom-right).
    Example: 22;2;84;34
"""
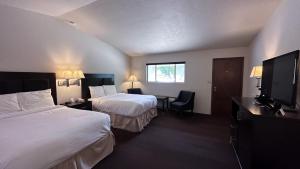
146;62;185;83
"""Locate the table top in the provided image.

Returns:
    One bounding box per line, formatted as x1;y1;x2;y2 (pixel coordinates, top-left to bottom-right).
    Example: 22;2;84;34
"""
232;97;300;120
155;95;169;100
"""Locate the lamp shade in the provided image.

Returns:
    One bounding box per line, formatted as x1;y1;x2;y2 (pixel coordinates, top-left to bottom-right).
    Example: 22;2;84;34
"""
56;70;73;79
56;70;85;79
250;66;263;78
72;70;85;79
128;75;138;82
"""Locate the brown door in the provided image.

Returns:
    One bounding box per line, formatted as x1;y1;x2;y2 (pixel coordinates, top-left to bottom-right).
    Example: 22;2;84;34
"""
211;57;244;117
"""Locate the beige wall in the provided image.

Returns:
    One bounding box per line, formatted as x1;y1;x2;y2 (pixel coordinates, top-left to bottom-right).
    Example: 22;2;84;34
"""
246;0;300;96
0;4;130;103
131;47;250;114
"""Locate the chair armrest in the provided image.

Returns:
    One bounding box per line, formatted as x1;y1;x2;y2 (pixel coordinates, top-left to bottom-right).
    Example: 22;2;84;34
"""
182;97;195;107
171;98;179;103
171;99;191;105
182;98;193;105
170;100;177;104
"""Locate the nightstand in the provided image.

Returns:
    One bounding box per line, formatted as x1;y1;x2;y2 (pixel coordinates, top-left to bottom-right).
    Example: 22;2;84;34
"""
127;88;142;94
62;101;92;111
155;95;169;112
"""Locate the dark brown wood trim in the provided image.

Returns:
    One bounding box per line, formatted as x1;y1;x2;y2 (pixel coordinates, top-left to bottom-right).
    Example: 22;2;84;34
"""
0;71;57;104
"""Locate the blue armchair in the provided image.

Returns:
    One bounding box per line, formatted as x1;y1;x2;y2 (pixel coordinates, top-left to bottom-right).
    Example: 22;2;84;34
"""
170;90;195;113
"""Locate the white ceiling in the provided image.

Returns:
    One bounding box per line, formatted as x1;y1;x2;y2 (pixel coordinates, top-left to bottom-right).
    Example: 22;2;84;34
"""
0;0;98;16
0;0;281;56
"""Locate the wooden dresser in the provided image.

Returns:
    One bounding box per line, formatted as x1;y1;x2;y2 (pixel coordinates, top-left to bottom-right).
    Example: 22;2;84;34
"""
231;97;300;169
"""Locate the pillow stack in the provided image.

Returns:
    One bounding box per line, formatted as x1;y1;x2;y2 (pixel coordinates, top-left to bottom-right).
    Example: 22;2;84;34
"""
89;85;117;98
0;89;55;113
17;89;55;111
0;93;21;113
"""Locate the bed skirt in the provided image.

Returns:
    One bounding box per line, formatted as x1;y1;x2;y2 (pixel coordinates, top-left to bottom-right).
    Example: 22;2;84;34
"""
51;131;114;169
107;108;157;132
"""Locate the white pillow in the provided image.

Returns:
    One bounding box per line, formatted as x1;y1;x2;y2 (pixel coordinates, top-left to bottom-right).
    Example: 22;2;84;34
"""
0;93;21;113
103;85;117;96
17;89;55;111
89;86;105;98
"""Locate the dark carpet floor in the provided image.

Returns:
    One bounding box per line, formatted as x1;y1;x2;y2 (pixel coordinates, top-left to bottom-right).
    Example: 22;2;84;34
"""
93;112;240;169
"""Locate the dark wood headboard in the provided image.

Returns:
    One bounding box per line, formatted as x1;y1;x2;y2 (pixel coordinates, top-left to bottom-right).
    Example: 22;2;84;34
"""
81;74;114;99
0;72;57;104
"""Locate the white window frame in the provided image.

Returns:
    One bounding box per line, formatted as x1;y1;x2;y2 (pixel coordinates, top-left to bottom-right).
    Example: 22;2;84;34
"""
146;62;186;83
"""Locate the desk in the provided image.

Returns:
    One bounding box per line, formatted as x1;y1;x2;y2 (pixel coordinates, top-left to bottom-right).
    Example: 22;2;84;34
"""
231;97;300;169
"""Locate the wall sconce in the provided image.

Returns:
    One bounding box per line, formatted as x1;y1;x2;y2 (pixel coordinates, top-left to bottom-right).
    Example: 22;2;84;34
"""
56;70;85;87
128;74;138;88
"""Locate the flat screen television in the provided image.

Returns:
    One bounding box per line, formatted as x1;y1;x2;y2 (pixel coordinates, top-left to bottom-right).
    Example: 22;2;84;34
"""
261;50;299;108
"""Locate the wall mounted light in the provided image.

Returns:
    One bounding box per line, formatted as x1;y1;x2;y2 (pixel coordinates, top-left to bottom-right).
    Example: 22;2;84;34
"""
56;70;85;87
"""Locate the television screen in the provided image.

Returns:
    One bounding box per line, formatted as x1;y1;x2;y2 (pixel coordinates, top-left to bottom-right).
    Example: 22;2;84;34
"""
261;50;299;107
261;59;273;98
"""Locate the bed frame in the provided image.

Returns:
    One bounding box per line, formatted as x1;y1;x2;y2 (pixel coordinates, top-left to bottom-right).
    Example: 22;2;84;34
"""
0;72;57;104
81;73;115;100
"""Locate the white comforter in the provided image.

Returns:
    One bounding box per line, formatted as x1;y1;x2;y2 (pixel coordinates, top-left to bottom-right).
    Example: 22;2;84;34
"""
90;93;157;117
0;106;111;169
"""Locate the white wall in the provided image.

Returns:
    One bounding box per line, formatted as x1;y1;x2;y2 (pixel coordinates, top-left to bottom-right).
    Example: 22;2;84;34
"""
131;47;250;114
0;4;130;103
246;0;300;96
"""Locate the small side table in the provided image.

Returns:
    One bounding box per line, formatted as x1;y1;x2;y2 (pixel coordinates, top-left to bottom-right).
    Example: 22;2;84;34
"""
155;95;169;112
127;88;142;94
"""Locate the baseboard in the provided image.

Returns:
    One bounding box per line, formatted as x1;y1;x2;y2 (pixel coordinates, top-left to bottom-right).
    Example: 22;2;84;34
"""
191;112;212;116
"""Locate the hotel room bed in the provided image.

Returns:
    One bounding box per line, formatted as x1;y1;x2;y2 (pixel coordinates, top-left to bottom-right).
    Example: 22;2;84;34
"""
90;93;157;132
0;72;114;169
0;105;114;169
81;74;157;132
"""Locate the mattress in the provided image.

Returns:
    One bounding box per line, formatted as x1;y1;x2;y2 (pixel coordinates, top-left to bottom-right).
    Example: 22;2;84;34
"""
0;106;113;169
90;93;157;117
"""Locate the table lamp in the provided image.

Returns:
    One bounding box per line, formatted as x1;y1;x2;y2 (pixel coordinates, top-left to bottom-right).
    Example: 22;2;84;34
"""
128;75;138;88
250;65;263;91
